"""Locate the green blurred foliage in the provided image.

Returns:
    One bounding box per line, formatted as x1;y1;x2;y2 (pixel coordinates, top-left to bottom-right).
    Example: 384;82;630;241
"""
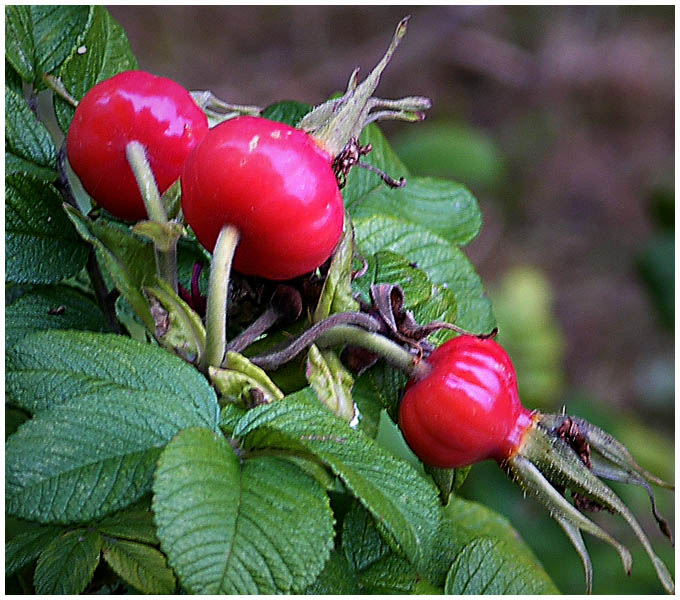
490;266;566;410
393;120;506;193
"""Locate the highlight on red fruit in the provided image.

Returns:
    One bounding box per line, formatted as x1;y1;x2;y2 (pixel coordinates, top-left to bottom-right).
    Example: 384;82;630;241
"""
66;70;209;221
181;115;345;281
398;334;535;468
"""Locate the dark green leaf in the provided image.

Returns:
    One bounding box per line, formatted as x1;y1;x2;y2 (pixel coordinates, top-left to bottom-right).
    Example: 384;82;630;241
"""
305;549;360;594
30;6;90;82
54;6;137;131
5;407;29;439
353;360;408;422
445;536;558;594
6;330;219;523
5;284;107;349
234;389;442;571
5;86;57;174
5;6;34;82
6;173;88;284
5;522;64;576
102;539;176;595
34;529;102;594
95;497;158;545
153;427;334;594
262;100;313;127
6;59;25;94
65;206;156;331
354;214;495;332
6;151;58;181
350;176;482;247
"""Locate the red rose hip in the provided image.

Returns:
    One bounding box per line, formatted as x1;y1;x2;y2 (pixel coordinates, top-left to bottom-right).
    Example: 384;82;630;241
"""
398;335;535;468
66;70;209;221
181;116;345;281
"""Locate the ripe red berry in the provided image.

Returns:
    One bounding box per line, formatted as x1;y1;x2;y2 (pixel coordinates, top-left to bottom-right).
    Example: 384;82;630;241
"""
181;116;345;281
66;70;209;221
398;335;535;468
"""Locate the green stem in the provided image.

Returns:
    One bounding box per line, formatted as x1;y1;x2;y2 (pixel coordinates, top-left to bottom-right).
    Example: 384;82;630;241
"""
317;325;430;380
43;73;79;107
202;225;240;371
125;141;178;292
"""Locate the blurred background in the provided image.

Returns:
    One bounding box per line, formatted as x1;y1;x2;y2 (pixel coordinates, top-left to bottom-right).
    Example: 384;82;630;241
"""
108;6;674;593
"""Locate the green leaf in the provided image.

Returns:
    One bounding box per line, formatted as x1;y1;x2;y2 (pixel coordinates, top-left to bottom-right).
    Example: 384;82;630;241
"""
5;407;29;439
6;59;24;94
65;206;156;331
6;173;89;284
30;6;91;84
5;522;64;576
5;6;35;81
54;6;137;130
342;501;421;594
6;151;58;181
153;427;335;594
5;284;107;349
234;389;442;571
349;176;482;247
306;345;355;422
261;100;313;127
34;529;102;594
445;536;558;594
94;497;158;545
102;539;176;595
305;549;360;594
6;330;219;523
354;214;495;332
352;249;432;309
353;360;408;422
314;216;359;320
5;86;57;174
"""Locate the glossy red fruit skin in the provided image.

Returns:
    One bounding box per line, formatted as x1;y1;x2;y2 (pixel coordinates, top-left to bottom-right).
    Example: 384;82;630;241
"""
181;116;345;281
399;335;535;468
66;70;209;221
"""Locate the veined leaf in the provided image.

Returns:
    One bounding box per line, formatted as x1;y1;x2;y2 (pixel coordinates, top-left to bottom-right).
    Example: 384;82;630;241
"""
5;522;64;576
153;427;334;594
306;345;355;422
354;214;495;332
445;536;558;594
34;529;102;594
5;86;57;175
102;539;176;595
6;151;58;181
233;388;442;571
94;496;158;545
6;173;89;284
5;284;107;349
6;330;219;523
54;5;137;131
305;549;360;594
6;6;35;81
350;176;482;246
261;100;313;127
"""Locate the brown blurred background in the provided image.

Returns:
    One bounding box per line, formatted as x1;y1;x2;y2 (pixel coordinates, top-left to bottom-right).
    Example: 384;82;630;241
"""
108;6;674;593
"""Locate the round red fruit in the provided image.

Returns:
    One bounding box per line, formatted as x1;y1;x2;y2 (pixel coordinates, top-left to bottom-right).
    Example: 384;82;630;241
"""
67;70;209;221
181;116;345;281
399;335;535;468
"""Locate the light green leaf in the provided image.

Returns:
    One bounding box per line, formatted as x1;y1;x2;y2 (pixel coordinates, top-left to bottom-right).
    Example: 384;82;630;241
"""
5;284;107;349
6;173;89;284
354;214;494;332
5;523;64;576
54;6;137;131
445;536;558;594
210;351;284;406
103;539;176;595
153;427;334;594
349;176;482;246
65;205;156;331
6;330;219;523
306;345;355;422
234;388;442;571
5;86;57;174
34;529;102;594
314;216;359;321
